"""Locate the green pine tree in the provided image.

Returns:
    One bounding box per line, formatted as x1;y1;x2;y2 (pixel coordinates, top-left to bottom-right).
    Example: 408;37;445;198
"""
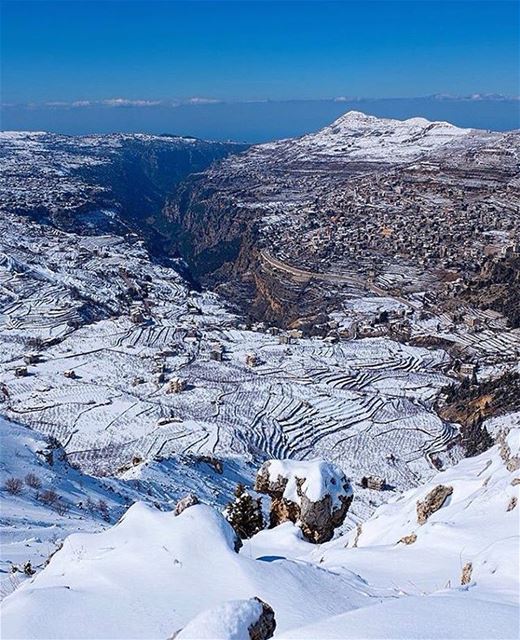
224;483;264;539
462;417;494;458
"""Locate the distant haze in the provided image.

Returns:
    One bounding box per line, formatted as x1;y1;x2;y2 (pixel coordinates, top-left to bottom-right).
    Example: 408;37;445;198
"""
1;97;518;143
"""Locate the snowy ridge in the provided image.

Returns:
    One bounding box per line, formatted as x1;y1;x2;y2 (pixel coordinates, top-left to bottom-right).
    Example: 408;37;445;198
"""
258;110;478;163
0;417;126;598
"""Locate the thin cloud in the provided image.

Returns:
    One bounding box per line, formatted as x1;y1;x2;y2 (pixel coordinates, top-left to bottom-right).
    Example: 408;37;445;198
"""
2;94;519;110
185;97;223;105
101;98;164;107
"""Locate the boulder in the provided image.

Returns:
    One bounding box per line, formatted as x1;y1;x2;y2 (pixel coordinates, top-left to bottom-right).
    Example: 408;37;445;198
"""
174;493;200;516
416;485;453;525
248;598;276;640
398;532;417;545
360;475;386;490
255;459;353;543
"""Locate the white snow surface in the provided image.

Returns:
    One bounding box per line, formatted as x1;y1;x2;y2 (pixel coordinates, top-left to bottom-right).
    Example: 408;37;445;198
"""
175;598;264;640
264;458;352;506
0;416;255;599
279;594;519;640
0;503;372;639
0;417;126;597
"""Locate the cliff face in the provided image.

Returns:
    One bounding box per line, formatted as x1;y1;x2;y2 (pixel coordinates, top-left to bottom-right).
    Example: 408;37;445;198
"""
165;184;335;327
165;175;255;280
0;131;247;258
87;137;248;237
163;114;519;329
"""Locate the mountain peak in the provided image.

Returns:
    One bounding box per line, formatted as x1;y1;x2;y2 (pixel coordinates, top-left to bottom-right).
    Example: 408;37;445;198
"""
331;110;381;126
285;109;476;163
330;110;454;131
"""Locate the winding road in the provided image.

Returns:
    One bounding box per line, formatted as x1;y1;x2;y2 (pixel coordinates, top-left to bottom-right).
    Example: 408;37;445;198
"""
260;250;420;309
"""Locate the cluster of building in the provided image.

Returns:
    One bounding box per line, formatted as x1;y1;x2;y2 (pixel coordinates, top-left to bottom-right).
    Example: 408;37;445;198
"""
261;158;520;291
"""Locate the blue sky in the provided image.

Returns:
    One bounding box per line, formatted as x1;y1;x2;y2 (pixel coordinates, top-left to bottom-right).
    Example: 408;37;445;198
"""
1;0;519;104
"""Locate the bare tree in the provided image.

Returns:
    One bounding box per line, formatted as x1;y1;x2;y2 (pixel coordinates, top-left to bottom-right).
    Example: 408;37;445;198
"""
25;473;42;489
4;477;23;495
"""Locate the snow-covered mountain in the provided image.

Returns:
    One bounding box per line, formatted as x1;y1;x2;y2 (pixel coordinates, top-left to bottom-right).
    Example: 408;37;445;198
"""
257;110;480;163
0;130;247;240
168;109;519;329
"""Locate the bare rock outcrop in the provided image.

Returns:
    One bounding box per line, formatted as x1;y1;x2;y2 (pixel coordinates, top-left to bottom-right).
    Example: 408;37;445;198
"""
255;459;353;543
248;598;276;640
460;561;473;585
497;428;520;471
416;485;453;525
174;493;200;516
398;532;417;545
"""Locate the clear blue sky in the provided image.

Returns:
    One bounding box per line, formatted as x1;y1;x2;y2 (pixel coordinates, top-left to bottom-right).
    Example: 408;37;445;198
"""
1;0;519;104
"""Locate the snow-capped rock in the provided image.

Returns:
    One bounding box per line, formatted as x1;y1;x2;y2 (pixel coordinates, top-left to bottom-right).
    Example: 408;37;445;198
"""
174;597;276;640
416;484;453;524
174;493;200;516
255;459;353;542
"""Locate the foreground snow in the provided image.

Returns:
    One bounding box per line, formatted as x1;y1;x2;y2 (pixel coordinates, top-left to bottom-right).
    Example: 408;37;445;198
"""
281;595;519;640
0;417;127;597
316;429;519;603
0;504;374;639
0;417;255;598
1;426;518;639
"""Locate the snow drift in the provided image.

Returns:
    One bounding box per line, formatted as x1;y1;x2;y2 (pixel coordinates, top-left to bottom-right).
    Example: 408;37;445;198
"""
0;503;371;639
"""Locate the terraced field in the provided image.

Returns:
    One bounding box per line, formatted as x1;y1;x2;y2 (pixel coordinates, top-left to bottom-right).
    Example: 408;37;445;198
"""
0;213;459;522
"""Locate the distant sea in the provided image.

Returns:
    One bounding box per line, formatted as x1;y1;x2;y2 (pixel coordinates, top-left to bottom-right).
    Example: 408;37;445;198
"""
1;97;518;142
